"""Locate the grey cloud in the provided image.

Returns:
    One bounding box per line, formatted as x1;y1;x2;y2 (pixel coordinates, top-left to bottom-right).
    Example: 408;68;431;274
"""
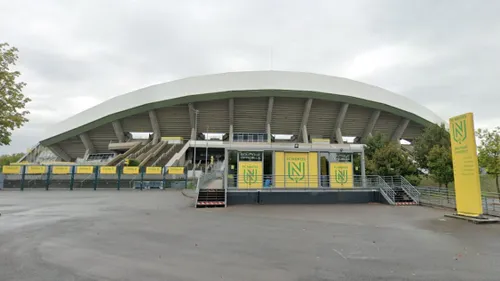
1;0;499;154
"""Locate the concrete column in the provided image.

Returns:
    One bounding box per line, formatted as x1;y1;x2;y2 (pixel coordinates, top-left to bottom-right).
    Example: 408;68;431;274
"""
229;124;234;143
112;120;125;142
148;110;161;144
391;118;410;143
362;110;380;143
361;151;367;188
332;103;349;143
266;97;274;142
266;123;272;143
79;132;95;154
300;98;313;143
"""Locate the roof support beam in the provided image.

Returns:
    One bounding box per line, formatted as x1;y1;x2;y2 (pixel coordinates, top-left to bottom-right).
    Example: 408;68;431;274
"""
79;132;95;154
229;98;234;142
362;110;380;142
48;144;71;162
300;98;313;143
391;118;410;143
266;97;274;143
111;120;125;143
188;103;197;140
148;110;161;144
332;103;349;144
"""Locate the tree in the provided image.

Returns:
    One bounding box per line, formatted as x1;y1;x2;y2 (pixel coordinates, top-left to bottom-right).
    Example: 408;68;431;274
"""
366;141;421;185
477;127;500;196
427;145;454;188
413;123;450;170
0;43;31;145
0;152;24;172
364;133;387;159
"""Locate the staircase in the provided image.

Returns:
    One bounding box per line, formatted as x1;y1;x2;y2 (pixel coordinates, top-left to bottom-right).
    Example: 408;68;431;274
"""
196;189;225;208
108;142;143;166
140;141;169;167
195;172;226;208
383;176;420;206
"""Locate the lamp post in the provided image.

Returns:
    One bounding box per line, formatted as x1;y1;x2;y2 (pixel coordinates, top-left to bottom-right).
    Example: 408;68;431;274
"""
205;125;209;173
193;110;199;178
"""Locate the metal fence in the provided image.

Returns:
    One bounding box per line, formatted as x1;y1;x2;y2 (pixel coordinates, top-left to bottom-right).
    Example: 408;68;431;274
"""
416;186;500;217
226;174;387;190
0;166;188;190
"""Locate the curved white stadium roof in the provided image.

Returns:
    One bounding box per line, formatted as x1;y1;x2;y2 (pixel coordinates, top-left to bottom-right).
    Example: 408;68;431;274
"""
42;71;443;144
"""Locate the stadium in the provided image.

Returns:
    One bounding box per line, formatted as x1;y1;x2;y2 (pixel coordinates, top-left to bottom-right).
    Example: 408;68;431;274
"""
6;71;442;206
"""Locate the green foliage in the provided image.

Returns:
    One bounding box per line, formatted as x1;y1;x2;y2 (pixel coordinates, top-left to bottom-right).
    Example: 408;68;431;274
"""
0;153;24;172
364;133;388;159
477;127;500;192
413;123;450;170
366;141;418;177
127;159;140;166
0;43;31;145
427;145;454;187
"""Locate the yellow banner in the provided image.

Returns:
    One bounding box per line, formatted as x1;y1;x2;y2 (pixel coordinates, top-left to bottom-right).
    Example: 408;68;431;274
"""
100;166;116;174
27;166;46;174
311;138;330;144
123;166;139;174
167;166;185;175
308;152;318;188
146;167;162;175
274;152;285;187
2;165;21;174
329;162;353;188
450;113;483;217
285;152;310;188
161;136;183;141
238;161;263;189
52;166;71;175
76;166;93;174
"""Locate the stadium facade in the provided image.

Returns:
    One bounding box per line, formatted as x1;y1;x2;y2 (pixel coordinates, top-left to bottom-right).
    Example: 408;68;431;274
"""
30;70;441;165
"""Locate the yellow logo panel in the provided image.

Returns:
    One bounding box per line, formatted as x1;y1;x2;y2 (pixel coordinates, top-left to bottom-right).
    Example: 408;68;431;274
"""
2;165;21;174
238;161;263;189
329;163;353;188
146;167;162;175
52;166;71;174
167;167;185;175
27;166;46;174
450;113;483;217
76;166;93;174
123;167;139;174
100;166;116;174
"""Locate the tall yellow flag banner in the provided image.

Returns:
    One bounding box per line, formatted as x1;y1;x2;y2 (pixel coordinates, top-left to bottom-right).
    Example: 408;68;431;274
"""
238;161;263;189
449;113;483;217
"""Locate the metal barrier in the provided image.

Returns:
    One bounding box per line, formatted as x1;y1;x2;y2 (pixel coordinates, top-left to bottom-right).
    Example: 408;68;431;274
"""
383;176;420;203
416;186;500;217
0;165;180;191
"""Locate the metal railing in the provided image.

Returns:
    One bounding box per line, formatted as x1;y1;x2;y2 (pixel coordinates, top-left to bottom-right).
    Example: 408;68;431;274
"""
227;174;385;190
400;176;420;203
416;186;500;217
378;176;396;205
382;176;419;204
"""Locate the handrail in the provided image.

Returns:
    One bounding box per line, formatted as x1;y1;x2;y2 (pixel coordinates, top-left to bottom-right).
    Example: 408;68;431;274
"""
400;176;420;203
165;141;190;167
151;144;177;167
377;176;396;205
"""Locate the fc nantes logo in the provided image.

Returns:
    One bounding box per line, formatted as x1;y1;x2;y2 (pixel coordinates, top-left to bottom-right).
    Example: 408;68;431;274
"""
287;161;305;183
335;169;348;184
243;167;258;184
452;117;467;144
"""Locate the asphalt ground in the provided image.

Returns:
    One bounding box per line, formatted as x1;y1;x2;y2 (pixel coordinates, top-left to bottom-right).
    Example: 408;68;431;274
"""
1;190;500;281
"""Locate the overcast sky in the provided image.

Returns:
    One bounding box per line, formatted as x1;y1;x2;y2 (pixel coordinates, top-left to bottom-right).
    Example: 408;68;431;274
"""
1;0;499;154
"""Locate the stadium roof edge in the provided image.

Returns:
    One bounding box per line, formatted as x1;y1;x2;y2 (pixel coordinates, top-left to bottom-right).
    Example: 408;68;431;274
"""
40;71;444;145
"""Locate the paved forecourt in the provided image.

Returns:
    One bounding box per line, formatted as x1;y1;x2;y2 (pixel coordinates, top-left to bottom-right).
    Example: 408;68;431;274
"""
1;190;500;281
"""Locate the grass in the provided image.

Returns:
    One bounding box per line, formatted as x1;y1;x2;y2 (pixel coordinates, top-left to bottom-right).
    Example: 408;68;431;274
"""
420;175;499;197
